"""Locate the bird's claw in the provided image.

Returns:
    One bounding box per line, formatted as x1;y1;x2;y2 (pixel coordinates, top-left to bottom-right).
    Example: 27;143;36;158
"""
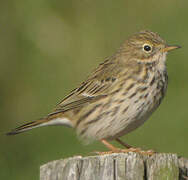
93;148;156;156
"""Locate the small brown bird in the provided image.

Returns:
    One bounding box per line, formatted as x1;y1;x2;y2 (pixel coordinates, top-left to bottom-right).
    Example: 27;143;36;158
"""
7;30;180;154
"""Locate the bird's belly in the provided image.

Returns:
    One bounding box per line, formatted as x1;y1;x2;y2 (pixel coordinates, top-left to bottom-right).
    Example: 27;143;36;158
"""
105;81;166;140
78;92;163;142
116;94;163;137
77;74;167;143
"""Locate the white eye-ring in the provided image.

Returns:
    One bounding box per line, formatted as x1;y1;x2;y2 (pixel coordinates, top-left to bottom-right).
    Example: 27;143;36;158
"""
143;44;152;52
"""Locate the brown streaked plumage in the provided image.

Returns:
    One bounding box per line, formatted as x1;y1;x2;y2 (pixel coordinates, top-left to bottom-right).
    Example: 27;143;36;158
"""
7;30;180;154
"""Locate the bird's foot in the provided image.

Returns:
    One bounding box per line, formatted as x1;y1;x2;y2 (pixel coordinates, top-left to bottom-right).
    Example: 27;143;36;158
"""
94;148;122;155
121;148;155;156
94;148;155;156
98;139;155;156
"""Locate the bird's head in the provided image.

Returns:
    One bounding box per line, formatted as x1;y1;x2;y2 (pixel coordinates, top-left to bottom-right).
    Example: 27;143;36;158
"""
121;30;181;65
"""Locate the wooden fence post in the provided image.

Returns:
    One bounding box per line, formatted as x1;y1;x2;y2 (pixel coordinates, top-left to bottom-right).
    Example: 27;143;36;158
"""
40;152;188;180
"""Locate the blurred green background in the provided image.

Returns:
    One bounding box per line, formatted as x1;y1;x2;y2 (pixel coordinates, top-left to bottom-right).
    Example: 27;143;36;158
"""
0;0;187;179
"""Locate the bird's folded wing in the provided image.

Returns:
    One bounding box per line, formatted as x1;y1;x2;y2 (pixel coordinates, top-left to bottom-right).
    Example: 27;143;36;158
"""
48;58;125;117
50;94;107;115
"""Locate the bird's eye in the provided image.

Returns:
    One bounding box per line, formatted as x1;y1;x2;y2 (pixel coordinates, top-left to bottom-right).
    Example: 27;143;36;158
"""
143;44;152;52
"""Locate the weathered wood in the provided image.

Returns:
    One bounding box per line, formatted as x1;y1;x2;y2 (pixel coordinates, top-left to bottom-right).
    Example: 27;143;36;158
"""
40;153;188;180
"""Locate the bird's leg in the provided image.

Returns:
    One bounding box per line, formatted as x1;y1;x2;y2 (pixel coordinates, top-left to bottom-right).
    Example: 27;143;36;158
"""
94;139;155;156
115;138;155;156
115;138;132;148
100;139;120;152
115;138;140;153
94;139;121;155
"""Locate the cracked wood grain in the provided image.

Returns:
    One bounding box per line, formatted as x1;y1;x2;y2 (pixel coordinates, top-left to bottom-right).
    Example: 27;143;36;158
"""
40;153;188;180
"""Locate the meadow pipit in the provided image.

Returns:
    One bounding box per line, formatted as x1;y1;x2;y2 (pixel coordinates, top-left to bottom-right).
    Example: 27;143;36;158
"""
7;30;180;154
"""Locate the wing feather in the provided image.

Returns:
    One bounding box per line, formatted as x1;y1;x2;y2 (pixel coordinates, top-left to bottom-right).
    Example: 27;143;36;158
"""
51;58;127;115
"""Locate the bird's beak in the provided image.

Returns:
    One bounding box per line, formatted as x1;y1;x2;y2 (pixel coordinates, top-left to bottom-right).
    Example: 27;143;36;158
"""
162;45;181;52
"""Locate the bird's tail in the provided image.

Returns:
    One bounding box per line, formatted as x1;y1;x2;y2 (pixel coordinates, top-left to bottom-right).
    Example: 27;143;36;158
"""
6;114;72;135
6;118;50;135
